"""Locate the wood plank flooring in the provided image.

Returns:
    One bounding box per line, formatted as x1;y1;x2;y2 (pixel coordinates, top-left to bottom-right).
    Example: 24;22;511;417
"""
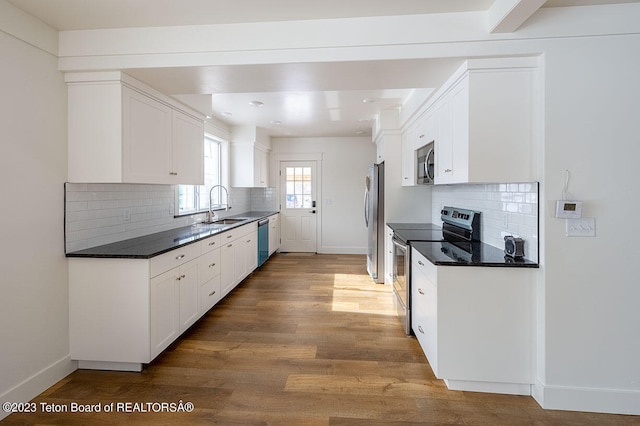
3;253;637;425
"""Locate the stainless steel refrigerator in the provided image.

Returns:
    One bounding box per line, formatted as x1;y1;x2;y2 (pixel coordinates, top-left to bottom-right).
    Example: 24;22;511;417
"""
364;162;384;283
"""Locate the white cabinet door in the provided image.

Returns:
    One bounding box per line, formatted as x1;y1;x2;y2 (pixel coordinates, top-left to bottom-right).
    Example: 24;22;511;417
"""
384;226;394;286
232;144;270;188
177;260;199;333
68;76;204;185
150;268;180;359
123;87;173;184
268;214;280;255
151;258;199;358
220;240;236;297
172;110;204;185
448;75;470;184
434;93;453;184
257;146;269;187
233;237;247;283
245;231;258;273
432;62;535;185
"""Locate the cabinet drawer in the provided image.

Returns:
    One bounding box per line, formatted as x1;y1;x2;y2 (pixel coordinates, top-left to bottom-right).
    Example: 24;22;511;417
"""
200;234;222;254
199;248;221;284
219;222;257;243
412;249;436;283
150;243;200;278
200;275;221;315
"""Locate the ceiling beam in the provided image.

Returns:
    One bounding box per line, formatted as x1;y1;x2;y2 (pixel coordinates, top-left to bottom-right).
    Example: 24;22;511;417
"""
487;0;547;33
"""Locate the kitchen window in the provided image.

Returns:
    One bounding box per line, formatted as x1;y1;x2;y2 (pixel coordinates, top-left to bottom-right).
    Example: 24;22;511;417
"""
176;135;223;215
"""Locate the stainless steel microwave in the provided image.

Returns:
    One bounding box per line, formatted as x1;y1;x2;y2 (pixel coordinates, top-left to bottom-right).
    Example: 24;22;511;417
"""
416;142;435;185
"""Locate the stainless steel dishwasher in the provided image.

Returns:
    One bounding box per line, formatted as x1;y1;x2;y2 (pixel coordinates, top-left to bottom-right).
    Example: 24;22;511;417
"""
257;218;269;267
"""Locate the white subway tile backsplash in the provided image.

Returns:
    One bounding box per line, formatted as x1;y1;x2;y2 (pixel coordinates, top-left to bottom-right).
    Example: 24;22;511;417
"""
64;183;277;252
432;182;539;262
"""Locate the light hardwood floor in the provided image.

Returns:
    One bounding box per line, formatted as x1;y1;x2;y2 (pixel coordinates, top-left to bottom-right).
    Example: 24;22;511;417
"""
2;253;636;425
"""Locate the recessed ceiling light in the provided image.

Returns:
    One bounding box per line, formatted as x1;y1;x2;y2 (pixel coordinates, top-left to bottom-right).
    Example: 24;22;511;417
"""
270;120;282;125
249;101;264;107
221;111;233;117
362;97;377;104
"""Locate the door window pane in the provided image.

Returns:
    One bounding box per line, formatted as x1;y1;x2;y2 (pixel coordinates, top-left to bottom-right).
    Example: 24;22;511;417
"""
285;166;312;209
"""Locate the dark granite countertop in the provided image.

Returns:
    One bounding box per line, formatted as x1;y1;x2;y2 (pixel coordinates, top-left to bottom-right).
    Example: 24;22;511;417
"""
66;211;278;259
411;240;538;268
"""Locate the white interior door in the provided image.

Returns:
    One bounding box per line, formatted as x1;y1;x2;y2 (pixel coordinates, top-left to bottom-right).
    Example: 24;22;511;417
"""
280;161;317;252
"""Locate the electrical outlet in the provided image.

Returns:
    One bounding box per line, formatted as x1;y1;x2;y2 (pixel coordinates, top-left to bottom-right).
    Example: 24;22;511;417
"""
566;218;595;237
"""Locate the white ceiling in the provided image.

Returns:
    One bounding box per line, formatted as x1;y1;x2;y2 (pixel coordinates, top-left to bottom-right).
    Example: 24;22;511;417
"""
8;0;639;137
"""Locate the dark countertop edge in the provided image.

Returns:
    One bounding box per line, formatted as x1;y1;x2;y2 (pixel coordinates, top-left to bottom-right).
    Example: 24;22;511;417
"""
66;211;278;259
411;240;539;269
428;259;540;268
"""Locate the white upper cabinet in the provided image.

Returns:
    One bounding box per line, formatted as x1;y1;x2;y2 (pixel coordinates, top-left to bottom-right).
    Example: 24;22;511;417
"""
401;112;428;186
66;72;204;184
231;125;271;188
402;58;538;185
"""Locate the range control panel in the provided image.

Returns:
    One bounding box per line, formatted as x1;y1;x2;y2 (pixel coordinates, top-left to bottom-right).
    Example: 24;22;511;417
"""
441;206;481;232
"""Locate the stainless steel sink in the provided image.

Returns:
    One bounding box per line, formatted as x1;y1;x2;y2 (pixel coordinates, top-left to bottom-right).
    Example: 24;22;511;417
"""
209;218;245;225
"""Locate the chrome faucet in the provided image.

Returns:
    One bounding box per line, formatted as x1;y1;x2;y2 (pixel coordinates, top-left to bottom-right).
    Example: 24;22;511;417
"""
208;184;231;222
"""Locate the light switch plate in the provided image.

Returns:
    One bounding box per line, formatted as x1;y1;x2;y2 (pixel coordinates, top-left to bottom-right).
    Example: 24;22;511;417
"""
566;218;596;237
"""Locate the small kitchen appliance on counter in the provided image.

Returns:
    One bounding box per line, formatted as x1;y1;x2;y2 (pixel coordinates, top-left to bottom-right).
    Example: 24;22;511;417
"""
504;235;525;258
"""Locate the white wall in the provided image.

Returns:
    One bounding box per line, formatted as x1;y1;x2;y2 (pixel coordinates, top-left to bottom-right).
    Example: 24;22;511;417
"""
271;137;374;254
0;12;76;420
534;34;640;414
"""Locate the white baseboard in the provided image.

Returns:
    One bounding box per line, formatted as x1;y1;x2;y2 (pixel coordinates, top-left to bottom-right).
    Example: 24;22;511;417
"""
444;379;531;396
0;356;77;421
533;379;640;416
317;246;366;255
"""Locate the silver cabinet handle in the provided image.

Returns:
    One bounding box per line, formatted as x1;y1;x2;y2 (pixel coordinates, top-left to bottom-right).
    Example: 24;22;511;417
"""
418;288;424;295
226;235;233;239
169;172;178;176
209;241;216;246
227;244;233;248
444;168;452;173
247;239;251;243
208;263;216;268
418;326;424;334
209;290;216;297
418;260;424;266
176;254;185;260
176;274;186;281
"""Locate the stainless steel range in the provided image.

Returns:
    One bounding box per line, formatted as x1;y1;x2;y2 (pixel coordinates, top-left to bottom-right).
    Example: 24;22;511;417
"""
390;206;481;335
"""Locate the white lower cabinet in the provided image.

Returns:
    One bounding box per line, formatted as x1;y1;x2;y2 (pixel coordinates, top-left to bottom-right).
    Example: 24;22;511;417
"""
384;225;394;285
219;222;258;297
268;213;280;255
150;258;199;360
411;247;533;395
69;220;261;371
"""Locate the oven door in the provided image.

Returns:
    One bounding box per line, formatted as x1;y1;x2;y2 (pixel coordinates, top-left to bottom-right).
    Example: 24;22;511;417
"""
392;237;411;335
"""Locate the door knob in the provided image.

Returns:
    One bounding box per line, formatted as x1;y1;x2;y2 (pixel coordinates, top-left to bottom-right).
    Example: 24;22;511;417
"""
309;210;316;214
